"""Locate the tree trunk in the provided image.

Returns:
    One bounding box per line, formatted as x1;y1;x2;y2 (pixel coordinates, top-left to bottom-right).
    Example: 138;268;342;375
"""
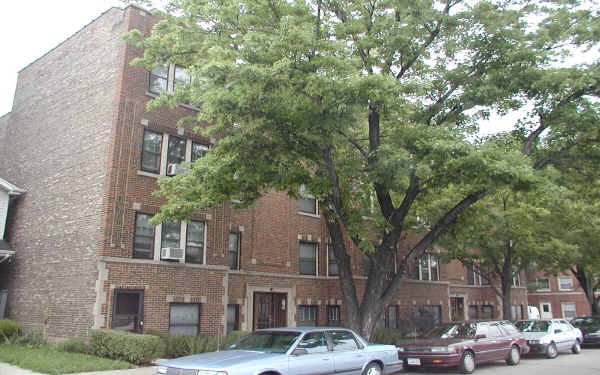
571;265;599;317
502;281;512;321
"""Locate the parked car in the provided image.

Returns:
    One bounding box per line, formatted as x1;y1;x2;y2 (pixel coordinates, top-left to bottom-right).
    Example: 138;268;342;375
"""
515;319;582;358
397;320;528;374
155;327;403;375
571;316;600;345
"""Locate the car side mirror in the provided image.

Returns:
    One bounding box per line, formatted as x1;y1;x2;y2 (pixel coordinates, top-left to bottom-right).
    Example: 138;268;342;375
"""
293;348;309;356
475;334;486;340
554;329;562;334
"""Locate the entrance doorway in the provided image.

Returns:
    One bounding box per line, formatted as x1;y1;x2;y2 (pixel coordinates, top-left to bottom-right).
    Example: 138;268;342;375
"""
253;292;287;330
450;297;465;321
111;290;143;333
540;302;553;319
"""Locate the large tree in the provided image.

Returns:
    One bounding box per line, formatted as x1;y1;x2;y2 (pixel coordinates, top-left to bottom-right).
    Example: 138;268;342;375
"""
125;0;599;339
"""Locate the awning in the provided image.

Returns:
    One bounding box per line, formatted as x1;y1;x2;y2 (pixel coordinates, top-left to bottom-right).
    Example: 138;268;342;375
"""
0;240;15;264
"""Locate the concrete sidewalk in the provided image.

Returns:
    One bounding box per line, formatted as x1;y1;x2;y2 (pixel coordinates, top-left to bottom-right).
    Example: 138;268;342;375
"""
0;362;156;375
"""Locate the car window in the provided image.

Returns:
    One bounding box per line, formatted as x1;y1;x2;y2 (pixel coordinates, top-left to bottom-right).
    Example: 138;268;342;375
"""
487;325;503;338
475;324;489;337
230;331;301;353
297;332;329;354
330;331;360;351
500;322;519;335
515;320;533;332
524;320;550;332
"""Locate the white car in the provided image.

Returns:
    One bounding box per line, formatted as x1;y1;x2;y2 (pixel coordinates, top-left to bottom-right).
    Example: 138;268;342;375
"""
515;319;583;358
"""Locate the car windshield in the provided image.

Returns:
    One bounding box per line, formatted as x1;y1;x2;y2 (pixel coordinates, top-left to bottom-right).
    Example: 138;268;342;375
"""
422;324;476;339
228;331;301;353
516;320;549;332
572;318;600;331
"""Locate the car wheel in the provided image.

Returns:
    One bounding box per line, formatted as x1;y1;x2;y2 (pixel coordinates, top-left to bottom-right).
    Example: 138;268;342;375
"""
506;345;520;366
546;342;558;359
572;340;582;354
459;351;475;374
363;362;382;375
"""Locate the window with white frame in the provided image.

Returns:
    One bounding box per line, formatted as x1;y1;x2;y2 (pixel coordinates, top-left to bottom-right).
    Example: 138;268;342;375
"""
558;276;573;291
161;221;181;250
149;63;190;94
466;263;481;285
141;129;163;174
169;303;200;335
299;242;317;275
298;305;318;326
536;277;550;290
512;267;521;287
133;213;154;259
229;232;240;270
327;244;339;276
140;131;209;176
415;252;439;281
327;305;341;326
185;220;205;264
298;184;317;215
191;142;208;162
166;135;186;174
561;303;577;319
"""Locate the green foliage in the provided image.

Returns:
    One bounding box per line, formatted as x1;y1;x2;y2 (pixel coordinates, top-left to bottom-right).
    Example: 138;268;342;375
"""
0;319;23;343
88;329;165;365
372;328;404;346
148;330;250;358
55;338;89;354
14;330;46;348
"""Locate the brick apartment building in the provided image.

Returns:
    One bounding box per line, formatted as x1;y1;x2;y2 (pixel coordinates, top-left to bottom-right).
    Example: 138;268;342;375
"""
0;5;590;339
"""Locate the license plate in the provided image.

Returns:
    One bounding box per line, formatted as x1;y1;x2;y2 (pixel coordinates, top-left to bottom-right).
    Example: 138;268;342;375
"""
407;358;421;366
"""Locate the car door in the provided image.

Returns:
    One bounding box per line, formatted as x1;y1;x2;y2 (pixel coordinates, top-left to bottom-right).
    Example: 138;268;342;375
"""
486;323;511;360
473;323;495;362
288;331;335;375
556;321;574;350
328;330;366;375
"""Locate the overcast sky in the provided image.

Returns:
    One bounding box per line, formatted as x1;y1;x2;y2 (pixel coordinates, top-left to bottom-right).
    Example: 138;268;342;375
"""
0;2;595;136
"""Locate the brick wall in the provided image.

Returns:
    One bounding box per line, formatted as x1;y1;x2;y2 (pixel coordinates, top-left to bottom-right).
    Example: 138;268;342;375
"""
0;7;128;338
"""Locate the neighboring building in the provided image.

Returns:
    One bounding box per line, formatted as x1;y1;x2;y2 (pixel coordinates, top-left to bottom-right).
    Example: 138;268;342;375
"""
527;273;592;319
0;6;530;339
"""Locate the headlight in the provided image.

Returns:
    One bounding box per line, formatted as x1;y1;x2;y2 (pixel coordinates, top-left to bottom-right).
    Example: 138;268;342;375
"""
156;366;167;374
397;347;404;352
430;346;456;353
528;340;539;345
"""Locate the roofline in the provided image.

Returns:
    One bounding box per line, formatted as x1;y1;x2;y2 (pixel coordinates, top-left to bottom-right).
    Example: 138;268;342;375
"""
18;4;154;74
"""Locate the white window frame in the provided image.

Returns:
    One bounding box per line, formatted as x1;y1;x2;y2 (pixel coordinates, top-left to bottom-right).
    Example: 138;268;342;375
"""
558;276;573;291
416;253;439;281
536;277;551;291
298;184;319;217
299;242;318;276
153;219;207;264
512;268;521;287
466;263;482;286
139;131;209;178
561;303;577;319
149;63;190;94
326;244;339;277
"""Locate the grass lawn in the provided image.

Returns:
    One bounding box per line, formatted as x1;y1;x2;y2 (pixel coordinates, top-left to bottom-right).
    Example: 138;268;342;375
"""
0;344;135;374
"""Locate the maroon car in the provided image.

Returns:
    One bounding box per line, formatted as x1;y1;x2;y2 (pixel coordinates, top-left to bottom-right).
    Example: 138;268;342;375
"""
398;320;529;374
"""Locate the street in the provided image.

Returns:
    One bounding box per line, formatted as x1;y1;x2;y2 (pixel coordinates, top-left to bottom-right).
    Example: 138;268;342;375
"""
403;347;600;375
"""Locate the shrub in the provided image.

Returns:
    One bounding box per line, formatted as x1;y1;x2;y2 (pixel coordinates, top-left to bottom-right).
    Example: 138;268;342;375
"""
0;319;23;343
14;330;46;347
88;329;165;365
154;331;250;358
56;338;89;354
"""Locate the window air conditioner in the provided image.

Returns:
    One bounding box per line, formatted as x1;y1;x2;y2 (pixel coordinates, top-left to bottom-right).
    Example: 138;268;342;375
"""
167;164;187;176
161;247;184;260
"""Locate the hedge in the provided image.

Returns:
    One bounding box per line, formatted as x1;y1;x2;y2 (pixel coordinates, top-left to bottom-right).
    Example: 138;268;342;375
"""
148;330;250;358
88;329;165;365
0;319;23;343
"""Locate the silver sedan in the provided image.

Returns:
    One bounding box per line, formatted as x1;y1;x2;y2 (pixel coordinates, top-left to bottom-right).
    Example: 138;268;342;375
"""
156;327;402;375
515;319;583;358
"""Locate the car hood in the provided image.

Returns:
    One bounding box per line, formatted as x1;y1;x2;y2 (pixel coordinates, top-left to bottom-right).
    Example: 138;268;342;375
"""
399;338;470;347
163;350;284;370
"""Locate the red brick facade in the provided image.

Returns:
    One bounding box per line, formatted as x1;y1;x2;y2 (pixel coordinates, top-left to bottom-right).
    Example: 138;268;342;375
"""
0;6;589;339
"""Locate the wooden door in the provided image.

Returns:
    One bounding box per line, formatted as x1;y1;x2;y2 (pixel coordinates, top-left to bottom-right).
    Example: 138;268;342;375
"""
253;292;287;330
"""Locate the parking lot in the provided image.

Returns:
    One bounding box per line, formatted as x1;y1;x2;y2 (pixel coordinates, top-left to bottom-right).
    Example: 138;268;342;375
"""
404;347;600;375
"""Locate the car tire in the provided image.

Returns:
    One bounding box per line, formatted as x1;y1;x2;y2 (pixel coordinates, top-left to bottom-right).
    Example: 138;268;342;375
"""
546;342;558;359
572;340;582;354
459;351;475;374
506;345;520;366
363;362;382;375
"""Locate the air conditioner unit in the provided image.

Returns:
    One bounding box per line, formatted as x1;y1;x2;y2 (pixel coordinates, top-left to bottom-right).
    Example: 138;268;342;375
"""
167;163;187;176
161;247;184;260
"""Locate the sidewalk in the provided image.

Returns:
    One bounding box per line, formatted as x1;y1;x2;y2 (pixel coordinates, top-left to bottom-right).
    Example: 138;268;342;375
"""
0;362;156;375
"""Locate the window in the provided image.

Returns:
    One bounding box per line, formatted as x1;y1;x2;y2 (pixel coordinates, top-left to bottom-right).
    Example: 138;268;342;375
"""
298;185;317;215
149;62;169;94
536;277;550;291
386;305;399;329
327;244;339;276
191;142;208;162
413;305;441;335
299;242;317;275
174;64;190;88
561;303;577;319
466;264;480;285
169;303;200;335
415;253;439;281
327;305;341;326
298;305;318;326
141;130;163;174
229;232;240;270
226;304;239;334
331;330;360;351
186;220;205;264
133;213;154;259
112;290;143;332
512;268;521;287
161;221;181;250
468;305;478;320
511;305;523;321
481;305;493;319
297;331;329;353
558;276;573;291
166;135;186;173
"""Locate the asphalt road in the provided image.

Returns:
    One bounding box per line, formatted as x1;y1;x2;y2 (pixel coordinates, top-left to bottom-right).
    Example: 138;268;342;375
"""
403;346;600;375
